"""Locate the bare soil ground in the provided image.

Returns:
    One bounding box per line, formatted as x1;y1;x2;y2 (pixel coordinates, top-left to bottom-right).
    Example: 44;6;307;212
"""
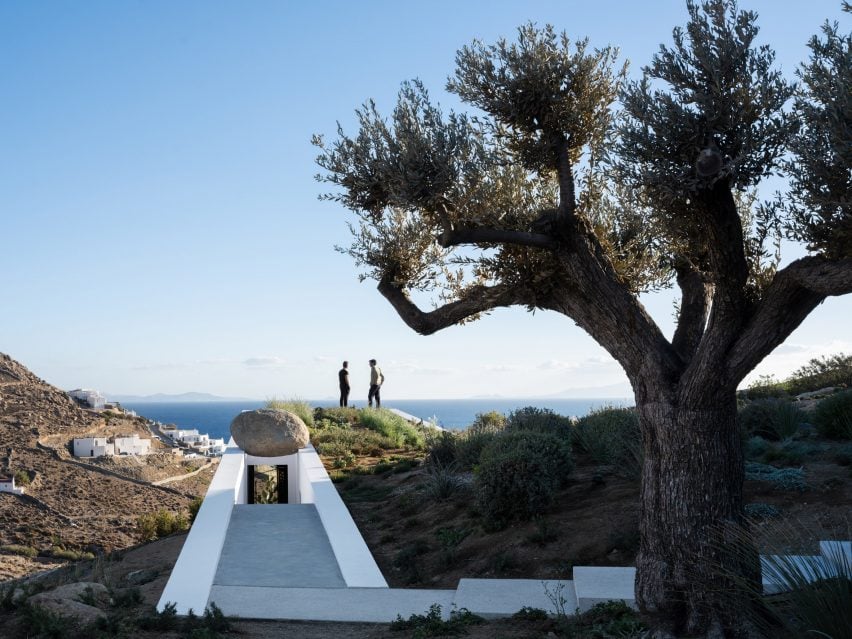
337;449;851;590
0;353;213;581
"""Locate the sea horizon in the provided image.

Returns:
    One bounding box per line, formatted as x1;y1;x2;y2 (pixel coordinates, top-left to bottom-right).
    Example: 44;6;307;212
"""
123;397;633;440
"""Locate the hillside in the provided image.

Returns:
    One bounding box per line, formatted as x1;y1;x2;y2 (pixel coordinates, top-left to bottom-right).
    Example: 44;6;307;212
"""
0;354;214;581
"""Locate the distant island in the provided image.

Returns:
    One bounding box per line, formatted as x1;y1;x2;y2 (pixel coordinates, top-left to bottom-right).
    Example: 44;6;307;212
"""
107;392;258;403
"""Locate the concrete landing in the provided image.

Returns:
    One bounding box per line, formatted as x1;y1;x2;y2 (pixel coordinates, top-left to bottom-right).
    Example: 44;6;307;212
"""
572;567;636;613
455;579;576;618
213;504;345;588
208;586;455;622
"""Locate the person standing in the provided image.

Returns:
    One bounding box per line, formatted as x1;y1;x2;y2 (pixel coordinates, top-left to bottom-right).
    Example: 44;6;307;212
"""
368;359;384;408
338;361;351;407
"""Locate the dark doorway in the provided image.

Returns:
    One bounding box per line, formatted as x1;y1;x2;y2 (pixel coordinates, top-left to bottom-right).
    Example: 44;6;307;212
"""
276;465;289;504
247;464;289;504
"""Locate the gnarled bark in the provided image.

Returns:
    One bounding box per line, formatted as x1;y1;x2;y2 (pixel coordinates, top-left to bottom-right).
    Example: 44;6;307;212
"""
635;384;758;636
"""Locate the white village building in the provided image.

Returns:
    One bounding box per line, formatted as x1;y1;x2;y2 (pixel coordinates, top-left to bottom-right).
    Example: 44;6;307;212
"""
68;389;106;410
73;434;153;458
73;437;114;458
163;428;226;456
114;434;152;456
0;475;25;495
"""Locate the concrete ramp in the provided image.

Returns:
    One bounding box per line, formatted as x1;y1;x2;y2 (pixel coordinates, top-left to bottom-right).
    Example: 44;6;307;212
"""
213;504;345;588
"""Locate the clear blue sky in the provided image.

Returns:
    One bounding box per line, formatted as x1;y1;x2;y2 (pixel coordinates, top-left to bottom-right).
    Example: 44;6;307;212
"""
1;1;849;400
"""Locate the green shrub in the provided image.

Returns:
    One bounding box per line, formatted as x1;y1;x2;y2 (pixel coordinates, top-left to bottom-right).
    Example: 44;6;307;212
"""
423;460;463;501
574;406;641;473
137;601;180;632
507;406;573;439
390;603;484;636
744;462;806;491
745;436;771;460
266;398;314;428
137;509;189;542
469;411;507;433
475;431;573;528
426;430;457;466
188;496;203;524
454;429;500;471
787;353;852;395
1;544;38;558
744;374;791;399
21;602;70;639
738;399;806;441
564;600;647;637
14;469;31;486
511;606;549;621
47;547;95;561
813;389;852;440
359;408;425;448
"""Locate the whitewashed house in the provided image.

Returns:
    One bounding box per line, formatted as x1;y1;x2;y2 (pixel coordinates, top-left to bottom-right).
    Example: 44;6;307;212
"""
73;437;114;458
205;438;227;456
114;434;152;456
165;428;200;444
0;475;24;495
68;389;107;410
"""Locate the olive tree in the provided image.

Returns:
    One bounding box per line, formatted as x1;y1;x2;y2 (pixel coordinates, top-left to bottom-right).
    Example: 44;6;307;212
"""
314;1;851;635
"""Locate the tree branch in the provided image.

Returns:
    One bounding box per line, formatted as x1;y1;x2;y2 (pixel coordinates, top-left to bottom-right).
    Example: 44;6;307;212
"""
671;264;713;362
554;133;577;223
727;256;852;384
439;226;557;250
377;276;520;336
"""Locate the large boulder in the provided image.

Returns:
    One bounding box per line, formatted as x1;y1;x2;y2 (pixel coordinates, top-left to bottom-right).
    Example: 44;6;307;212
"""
28;582;109;625
230;409;309;456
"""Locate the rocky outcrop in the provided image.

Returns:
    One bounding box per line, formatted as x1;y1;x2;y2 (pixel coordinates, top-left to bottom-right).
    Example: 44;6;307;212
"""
28;582;109;624
230;409;309;456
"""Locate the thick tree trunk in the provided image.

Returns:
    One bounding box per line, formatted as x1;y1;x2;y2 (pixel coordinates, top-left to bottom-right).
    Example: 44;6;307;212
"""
635;386;760;637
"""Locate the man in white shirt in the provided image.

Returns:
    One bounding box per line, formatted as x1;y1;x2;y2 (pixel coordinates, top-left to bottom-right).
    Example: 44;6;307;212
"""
368;359;384;408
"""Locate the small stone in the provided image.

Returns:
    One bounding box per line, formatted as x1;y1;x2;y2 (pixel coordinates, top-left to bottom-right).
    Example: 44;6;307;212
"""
124;568;159;585
230;409;309;456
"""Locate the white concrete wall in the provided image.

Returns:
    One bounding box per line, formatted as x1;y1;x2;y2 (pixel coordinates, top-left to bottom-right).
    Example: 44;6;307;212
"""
298;445;387;588
157;438;244;614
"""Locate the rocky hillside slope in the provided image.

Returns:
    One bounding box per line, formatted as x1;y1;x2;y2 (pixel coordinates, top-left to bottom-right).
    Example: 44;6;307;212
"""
0;353;204;581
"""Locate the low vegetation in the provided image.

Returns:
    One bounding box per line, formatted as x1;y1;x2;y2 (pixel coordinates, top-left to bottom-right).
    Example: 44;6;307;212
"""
813;389;852;440
476;430;573;529
266;397;315;428
390;604;484;637
744;354;852;399
136;509;189;542
303;356;850;627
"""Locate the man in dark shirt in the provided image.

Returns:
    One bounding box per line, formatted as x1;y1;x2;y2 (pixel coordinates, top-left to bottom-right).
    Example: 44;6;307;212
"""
338;361;351;407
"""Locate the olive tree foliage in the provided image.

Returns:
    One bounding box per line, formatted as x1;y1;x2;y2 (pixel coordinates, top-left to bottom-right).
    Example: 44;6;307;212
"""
314;0;851;380
617;1;795;303
786;4;852;259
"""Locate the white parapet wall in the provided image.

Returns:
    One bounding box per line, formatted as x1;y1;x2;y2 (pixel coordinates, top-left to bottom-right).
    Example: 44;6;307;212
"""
157;439;245;614
298;445;388;587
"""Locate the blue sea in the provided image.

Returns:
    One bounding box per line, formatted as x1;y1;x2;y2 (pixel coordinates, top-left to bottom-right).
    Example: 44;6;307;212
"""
122;398;631;441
